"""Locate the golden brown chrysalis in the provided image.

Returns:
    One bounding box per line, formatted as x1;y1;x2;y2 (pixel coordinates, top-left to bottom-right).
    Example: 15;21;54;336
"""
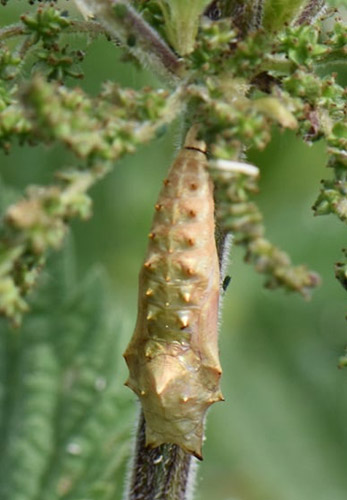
123;127;223;459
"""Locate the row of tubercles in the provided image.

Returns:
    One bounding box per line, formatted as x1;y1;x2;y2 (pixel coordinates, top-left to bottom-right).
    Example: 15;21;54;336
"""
142;157;209;336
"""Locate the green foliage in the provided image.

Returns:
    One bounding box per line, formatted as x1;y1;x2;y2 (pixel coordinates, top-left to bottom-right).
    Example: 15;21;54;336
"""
0;2;346;499
335;248;347;290
0;241;133;500
262;0;307;31
133;0;166;38
155;0;212;55
0;1;345;325
278;25;326;66
211;167;320;296
22;76;178;159
20;5;70;44
0;4;184;324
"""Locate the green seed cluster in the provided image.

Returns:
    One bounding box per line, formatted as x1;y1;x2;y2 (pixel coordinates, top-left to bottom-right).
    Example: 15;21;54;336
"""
0;1;345;325
211;167;320;297
0;74;182;323
22;76;176;160
0;5;184;322
187;14;346;299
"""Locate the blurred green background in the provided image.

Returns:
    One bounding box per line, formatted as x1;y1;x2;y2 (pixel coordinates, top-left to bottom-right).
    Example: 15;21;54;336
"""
1;3;347;500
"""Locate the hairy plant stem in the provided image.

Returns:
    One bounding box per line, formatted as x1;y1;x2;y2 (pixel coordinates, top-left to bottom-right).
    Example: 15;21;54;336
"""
125;412;194;500
74;0;183;79
0;23;24;41
295;0;326;25
0;19;116;67
0;20;114;43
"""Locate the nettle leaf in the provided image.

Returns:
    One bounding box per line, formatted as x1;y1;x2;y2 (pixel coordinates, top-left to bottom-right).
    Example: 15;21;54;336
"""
0;241;133;500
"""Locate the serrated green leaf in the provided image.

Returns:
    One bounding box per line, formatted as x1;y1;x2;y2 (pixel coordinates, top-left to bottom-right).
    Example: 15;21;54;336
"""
0;241;133;500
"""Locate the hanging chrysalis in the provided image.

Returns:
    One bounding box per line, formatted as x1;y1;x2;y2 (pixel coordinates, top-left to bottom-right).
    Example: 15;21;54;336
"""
123;127;223;459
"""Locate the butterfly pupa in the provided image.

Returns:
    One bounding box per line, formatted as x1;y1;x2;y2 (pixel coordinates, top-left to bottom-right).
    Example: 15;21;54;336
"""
123;127;223;459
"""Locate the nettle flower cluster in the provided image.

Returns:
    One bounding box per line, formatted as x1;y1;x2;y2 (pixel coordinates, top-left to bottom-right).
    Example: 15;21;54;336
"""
0;0;345;343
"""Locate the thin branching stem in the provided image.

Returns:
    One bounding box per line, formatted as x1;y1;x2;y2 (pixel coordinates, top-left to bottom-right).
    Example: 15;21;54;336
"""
260;56;295;75
74;0;183;79
295;0;326;25
0;23;25;41
0;20;113;42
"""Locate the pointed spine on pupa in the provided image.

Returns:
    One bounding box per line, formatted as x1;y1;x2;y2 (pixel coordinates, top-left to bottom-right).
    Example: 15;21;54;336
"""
123;126;223;459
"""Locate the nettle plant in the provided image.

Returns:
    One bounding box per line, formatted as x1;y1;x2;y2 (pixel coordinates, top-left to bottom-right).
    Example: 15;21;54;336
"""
0;0;346;499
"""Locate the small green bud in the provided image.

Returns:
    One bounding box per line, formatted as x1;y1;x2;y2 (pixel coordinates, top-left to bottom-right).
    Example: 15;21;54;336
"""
158;0;211;55
279;25;327;66
253;97;297;129
313;179;347;222
113;2;128;19
0;277;29;324
338;339;347;369
20;6;70;45
262;0;307;32
338;353;347;369
127;34;137;47
335;252;347;291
